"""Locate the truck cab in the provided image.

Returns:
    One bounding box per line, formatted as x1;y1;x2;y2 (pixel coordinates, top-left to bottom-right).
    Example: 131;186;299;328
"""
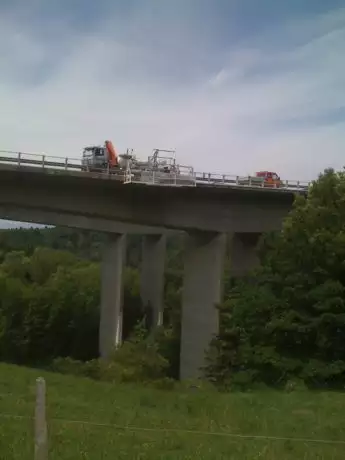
81;146;108;170
255;171;281;188
81;140;119;171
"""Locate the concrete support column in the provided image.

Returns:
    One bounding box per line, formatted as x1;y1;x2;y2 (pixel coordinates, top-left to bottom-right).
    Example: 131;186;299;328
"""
180;231;227;380
140;234;166;328
99;233;126;359
230;232;261;277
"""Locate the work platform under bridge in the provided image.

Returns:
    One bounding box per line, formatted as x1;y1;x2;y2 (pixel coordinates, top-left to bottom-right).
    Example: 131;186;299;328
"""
123;167;196;187
122;148;197;187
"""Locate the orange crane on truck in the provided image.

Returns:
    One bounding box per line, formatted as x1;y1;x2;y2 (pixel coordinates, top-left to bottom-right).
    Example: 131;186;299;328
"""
81;140;178;174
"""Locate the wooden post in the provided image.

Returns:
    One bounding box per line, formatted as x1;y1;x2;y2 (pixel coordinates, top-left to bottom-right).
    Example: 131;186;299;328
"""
35;377;48;460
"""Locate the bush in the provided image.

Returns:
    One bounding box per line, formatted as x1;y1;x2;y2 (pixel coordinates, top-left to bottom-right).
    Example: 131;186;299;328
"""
50;326;170;385
50;357;100;380
99;325;169;383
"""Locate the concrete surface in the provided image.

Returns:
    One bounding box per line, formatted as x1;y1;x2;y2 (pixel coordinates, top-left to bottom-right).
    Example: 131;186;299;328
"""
230;232;261;277
0;167;296;233
99;233;126;358
140;234;166;327
0;204;175;235
180;231;227;380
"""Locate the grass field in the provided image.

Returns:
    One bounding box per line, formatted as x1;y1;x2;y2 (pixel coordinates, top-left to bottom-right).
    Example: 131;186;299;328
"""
0;363;345;459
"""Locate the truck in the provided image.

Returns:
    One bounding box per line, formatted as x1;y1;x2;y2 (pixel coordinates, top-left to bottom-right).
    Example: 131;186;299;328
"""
81;140;127;171
238;171;282;188
81;140;196;186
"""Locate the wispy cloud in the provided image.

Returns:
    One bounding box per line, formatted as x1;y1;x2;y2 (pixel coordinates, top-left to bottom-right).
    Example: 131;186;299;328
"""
0;0;344;185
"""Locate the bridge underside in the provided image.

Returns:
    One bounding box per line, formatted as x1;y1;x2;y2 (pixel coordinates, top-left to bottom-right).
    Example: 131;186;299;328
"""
0;204;177;235
0;167;295;233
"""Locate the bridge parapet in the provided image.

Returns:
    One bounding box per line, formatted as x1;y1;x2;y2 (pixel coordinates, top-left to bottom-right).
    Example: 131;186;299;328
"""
0;150;310;193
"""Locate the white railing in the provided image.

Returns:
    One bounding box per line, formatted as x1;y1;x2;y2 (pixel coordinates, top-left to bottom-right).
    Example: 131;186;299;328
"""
0;150;81;171
127;169;196;187
194;172;310;191
0;150;310;192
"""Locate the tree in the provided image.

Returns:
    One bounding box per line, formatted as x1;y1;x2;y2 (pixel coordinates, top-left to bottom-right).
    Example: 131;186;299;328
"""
0;249;148;365
0;226;185;376
207;169;345;388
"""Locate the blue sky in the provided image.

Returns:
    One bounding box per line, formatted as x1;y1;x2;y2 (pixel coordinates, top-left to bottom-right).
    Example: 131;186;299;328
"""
0;0;345;208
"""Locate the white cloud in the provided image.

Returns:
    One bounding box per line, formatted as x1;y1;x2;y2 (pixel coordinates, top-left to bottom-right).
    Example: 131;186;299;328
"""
0;4;344;184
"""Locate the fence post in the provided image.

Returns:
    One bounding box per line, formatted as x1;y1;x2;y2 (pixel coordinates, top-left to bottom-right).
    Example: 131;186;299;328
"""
35;377;48;460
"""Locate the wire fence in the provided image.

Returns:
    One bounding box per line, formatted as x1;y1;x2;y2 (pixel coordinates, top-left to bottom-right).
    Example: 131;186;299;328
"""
1;410;345;446
1;376;345;460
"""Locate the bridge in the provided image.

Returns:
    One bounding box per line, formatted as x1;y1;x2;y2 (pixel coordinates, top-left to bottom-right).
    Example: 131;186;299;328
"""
0;150;309;379
0;150;310;191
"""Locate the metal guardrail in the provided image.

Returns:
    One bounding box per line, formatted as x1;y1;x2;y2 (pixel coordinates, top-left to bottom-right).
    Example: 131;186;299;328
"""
127;170;197;187
0;150;310;192
194;172;310;191
0;151;81;171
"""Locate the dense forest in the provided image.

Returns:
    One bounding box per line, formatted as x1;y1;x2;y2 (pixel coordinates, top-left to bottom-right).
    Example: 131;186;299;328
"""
2;168;345;389
0;227;185;380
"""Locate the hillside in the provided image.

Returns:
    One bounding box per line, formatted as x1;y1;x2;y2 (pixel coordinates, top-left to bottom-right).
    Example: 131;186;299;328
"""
1;363;344;459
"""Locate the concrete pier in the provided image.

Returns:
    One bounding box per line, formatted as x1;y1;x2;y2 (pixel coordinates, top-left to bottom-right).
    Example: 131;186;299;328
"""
230;232;261;277
180;231;227;380
140;234;166;328
99;233;126;359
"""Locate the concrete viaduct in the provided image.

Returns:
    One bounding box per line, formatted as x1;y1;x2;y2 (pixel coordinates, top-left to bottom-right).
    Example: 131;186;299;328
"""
0;164;301;379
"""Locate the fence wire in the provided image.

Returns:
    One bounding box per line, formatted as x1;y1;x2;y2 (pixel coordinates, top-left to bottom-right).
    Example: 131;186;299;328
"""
1;412;344;446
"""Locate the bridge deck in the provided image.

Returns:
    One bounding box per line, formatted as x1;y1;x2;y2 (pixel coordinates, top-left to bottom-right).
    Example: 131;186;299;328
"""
0;151;310;194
